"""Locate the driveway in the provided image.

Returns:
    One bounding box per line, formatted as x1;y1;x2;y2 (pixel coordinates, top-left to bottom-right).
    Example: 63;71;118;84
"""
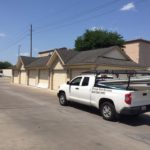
0;78;150;150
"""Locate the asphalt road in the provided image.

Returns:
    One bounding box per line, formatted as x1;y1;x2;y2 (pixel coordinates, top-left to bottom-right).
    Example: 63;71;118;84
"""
0;78;150;150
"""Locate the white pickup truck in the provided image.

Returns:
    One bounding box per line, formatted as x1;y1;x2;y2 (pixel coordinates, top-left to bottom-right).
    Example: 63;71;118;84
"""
57;70;150;121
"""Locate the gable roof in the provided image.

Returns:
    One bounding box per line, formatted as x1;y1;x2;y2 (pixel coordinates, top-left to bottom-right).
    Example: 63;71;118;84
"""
20;56;38;66
125;39;150;44
56;49;78;64
15;56;38;69
46;48;78;66
66;46;131;65
60;46;139;67
38;47;67;54
54;46;141;68
55;46;132;65
26;55;51;68
14;46;143;70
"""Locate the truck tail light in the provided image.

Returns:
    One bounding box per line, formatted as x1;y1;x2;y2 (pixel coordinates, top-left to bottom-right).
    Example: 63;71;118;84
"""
125;93;132;105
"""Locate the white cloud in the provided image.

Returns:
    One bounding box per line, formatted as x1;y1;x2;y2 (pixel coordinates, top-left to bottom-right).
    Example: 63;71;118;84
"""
90;26;103;31
120;2;135;11
20;52;29;56
0;33;6;37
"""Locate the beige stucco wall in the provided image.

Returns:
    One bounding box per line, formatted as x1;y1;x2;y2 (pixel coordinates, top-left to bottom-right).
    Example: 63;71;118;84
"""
21;65;25;70
53;59;64;70
124;42;150;67
124;43;139;63
139;42;150;66
49;57;67;90
70;68;92;79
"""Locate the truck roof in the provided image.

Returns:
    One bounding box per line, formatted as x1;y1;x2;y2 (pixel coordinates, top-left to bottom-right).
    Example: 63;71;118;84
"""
76;74;96;77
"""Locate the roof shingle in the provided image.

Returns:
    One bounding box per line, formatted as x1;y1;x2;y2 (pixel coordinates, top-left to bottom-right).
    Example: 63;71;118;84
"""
56;49;78;64
26;56;51;68
51;46;141;68
20;56;38;67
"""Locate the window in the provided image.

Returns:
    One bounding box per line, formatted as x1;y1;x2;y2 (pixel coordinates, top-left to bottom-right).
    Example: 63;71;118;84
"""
82;77;89;86
70;77;82;86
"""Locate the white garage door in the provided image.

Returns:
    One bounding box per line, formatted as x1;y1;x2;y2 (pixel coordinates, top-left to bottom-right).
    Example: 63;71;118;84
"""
38;69;49;88
20;71;26;85
71;69;88;79
13;70;19;84
53;70;66;90
29;70;37;86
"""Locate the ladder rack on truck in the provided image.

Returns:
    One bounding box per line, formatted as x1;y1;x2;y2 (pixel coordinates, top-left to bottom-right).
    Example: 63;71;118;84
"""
82;70;150;90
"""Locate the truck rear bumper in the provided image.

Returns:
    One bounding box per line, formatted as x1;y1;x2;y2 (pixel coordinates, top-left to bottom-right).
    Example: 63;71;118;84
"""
120;105;150;115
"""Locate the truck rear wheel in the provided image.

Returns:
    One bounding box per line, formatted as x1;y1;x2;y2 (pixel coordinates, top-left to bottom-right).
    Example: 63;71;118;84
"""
59;92;68;106
100;102;116;121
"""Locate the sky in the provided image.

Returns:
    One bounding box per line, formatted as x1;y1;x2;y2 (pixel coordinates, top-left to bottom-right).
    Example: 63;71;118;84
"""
0;0;150;64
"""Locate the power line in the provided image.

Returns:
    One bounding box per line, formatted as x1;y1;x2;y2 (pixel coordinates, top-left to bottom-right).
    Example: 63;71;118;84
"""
33;0;82;27
4;33;28;51
18;45;21;58
34;0;145;34
35;9;117;34
34;1;121;34
35;0;120;31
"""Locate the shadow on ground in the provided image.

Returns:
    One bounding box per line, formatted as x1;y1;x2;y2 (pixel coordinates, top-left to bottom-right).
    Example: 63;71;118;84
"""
68;102;150;126
118;114;150;126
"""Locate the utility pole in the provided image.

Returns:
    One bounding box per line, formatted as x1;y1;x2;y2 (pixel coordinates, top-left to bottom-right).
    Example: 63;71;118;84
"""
30;24;32;57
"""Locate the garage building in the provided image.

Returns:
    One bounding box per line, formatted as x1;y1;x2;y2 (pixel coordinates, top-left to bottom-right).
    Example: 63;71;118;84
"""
12;46;144;91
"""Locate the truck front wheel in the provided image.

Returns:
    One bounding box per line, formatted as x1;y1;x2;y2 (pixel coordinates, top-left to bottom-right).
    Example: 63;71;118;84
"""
100;102;116;121
59;92;68;106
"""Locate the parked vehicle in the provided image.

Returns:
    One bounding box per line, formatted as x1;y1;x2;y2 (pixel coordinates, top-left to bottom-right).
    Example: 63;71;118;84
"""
0;71;3;77
57;70;150;121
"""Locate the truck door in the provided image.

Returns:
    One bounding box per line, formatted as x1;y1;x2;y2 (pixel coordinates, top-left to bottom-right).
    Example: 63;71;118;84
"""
69;77;82;101
77;77;91;105
69;76;91;105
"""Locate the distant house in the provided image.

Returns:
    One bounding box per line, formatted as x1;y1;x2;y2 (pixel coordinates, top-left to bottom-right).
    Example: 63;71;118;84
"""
124;39;150;67
38;48;66;57
12;46;144;91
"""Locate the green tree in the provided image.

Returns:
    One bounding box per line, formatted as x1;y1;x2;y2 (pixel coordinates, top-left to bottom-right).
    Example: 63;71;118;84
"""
0;61;12;69
75;29;125;51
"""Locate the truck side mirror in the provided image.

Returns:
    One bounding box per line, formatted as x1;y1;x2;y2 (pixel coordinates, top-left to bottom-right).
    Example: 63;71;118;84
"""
67;81;70;85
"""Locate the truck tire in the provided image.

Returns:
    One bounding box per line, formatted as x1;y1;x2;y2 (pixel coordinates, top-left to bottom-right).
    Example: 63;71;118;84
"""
100;102;116;121
59;92;68;106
